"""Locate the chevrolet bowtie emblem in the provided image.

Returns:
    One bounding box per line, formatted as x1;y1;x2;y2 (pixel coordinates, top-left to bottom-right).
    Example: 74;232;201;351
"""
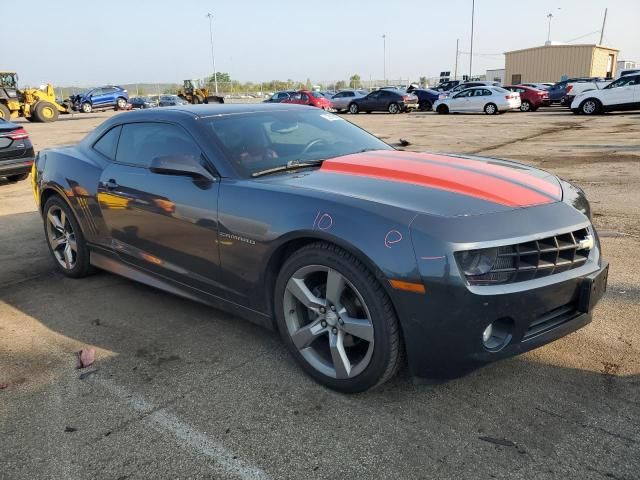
578;234;594;250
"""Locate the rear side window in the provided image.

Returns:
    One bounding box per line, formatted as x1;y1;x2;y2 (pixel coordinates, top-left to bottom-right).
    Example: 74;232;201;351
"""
115;122;201;168
93;126;121;160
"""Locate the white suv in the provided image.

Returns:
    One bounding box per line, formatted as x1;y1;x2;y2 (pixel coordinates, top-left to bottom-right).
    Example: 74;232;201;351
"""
571;74;640;114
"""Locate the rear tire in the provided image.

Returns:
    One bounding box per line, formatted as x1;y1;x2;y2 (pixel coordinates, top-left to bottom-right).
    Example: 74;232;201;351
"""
484;103;498;115
33;102;59;122
274;242;403;393
43;196;95;278
0;104;10;120
436;104;449;114
348;103;359;114
115;97;127;110
520;100;532;112
388;102;400;114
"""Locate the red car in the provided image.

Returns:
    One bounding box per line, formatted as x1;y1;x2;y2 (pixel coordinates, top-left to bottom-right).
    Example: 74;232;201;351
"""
281;90;332;110
504;85;551;112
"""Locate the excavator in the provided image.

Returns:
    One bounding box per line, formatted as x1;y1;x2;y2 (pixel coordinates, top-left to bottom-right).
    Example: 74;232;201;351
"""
0;71;70;122
177;79;224;105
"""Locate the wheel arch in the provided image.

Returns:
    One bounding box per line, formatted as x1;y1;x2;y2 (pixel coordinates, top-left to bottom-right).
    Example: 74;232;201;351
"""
262;231;401;332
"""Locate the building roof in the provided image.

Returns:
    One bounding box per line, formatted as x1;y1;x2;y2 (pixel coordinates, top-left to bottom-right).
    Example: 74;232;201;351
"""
505;44;619;55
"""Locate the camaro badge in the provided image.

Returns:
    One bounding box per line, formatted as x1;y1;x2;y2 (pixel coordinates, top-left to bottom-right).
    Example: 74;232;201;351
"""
578;234;594;250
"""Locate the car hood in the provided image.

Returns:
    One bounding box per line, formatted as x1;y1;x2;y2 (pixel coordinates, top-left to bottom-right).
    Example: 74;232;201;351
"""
262;150;562;217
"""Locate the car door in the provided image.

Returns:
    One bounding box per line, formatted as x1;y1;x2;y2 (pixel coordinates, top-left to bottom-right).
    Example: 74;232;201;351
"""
449;90;472;112
96;121;223;294
601;76;638;108
360;91;380;110
103;87;118;107
376;91;393;110
87;88;104;106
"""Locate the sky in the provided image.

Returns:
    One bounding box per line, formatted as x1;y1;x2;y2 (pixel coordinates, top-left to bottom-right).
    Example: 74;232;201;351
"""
5;0;640;87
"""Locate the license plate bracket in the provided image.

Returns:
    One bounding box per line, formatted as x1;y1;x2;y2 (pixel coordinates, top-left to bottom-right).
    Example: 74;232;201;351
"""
578;262;609;313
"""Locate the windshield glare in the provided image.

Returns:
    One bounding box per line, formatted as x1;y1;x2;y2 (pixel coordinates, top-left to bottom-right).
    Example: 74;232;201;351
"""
204;109;392;177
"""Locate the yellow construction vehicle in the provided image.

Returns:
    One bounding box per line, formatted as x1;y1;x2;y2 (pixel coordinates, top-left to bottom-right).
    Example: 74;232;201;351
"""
177;79;224;105
0;71;70;122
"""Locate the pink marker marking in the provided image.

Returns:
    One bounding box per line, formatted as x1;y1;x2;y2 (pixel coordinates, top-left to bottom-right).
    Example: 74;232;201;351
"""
384;230;403;248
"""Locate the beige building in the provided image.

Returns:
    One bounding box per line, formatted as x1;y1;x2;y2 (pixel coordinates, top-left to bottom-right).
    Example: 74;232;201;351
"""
505;44;619;84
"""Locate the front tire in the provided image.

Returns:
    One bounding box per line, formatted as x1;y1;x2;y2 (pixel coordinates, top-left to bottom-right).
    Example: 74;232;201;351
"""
436;104;449;114
580;98;602;115
274;242;403;393
81;102;92;113
33;102;59;122
43;196;94;278
484;103;498;115
0;104;10;120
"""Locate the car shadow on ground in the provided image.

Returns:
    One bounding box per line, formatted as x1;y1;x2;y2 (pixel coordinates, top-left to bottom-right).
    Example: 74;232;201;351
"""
1;268;638;479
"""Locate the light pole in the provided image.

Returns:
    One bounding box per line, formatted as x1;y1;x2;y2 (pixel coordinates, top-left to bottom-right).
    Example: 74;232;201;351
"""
206;13;218;95
546;13;553;43
469;0;475;80
382;34;387;86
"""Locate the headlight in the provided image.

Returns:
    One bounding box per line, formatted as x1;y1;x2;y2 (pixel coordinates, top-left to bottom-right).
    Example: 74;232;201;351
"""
456;248;498;276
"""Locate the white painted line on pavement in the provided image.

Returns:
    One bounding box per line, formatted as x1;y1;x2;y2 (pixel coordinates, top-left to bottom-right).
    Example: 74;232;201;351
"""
90;377;270;480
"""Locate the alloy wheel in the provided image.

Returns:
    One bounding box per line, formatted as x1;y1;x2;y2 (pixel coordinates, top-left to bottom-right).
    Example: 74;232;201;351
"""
45;206;77;270
117;98;127;109
485;103;497;114
388;103;399;114
283;265;375;379
583;100;597;114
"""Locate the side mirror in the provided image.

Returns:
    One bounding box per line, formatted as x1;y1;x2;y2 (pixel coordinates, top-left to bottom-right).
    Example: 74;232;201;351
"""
149;155;215;182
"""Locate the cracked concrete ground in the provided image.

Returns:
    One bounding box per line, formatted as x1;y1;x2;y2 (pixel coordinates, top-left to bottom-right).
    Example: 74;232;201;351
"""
1;108;638;479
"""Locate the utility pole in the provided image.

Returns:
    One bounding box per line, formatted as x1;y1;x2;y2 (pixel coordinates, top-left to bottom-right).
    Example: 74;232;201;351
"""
469;0;475;80
599;8;608;45
206;13;218;95
454;39;459;80
546;13;553;43
382;34;387;86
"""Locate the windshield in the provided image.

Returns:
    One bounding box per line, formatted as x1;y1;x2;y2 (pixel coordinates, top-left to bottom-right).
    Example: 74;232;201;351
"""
203;109;392;177
604;76;638;89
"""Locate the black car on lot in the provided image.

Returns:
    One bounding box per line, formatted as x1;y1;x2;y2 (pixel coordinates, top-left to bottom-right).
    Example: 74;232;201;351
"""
32;104;608;393
412;88;440;111
130;97;158;109
0;119;35;183
348;88;418;114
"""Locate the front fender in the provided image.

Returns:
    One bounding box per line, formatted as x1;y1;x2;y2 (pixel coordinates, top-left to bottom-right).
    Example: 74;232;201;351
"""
217;179;422;313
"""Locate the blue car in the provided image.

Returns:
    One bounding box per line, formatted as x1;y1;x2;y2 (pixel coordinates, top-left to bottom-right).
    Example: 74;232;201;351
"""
411;88;440;111
71;86;129;113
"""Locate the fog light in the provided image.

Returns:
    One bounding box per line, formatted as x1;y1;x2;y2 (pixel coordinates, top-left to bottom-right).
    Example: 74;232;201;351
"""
482;324;493;343
482;318;514;352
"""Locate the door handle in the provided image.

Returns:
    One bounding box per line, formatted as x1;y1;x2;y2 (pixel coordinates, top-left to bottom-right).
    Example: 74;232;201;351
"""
104;179;119;191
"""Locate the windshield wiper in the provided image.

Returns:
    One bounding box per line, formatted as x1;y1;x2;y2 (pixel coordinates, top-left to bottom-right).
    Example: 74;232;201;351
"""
251;159;325;178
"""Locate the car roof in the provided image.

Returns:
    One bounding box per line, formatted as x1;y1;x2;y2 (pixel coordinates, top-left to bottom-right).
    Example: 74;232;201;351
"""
119;103;314;119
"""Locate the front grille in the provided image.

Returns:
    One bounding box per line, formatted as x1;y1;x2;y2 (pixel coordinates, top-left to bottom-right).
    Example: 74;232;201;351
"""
466;227;592;285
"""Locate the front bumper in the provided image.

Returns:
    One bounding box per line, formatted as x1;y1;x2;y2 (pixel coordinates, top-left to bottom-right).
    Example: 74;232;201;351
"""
0;157;35;177
395;258;607;379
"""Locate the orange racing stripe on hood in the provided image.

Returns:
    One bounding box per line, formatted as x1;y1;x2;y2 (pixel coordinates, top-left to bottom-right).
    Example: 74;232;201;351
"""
320;154;555;207
372;150;562;199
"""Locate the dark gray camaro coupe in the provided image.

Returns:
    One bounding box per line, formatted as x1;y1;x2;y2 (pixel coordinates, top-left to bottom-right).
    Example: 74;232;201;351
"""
33;104;608;392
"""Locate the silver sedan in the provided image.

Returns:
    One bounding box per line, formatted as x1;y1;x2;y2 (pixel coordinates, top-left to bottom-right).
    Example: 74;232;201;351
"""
330;89;368;112
433;86;521;115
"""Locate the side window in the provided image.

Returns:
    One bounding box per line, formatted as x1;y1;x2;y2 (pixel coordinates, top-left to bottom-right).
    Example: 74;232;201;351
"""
482;89;492;96
473;89;484;97
346;92;355;97
115;123;201;168
93;126;121;160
